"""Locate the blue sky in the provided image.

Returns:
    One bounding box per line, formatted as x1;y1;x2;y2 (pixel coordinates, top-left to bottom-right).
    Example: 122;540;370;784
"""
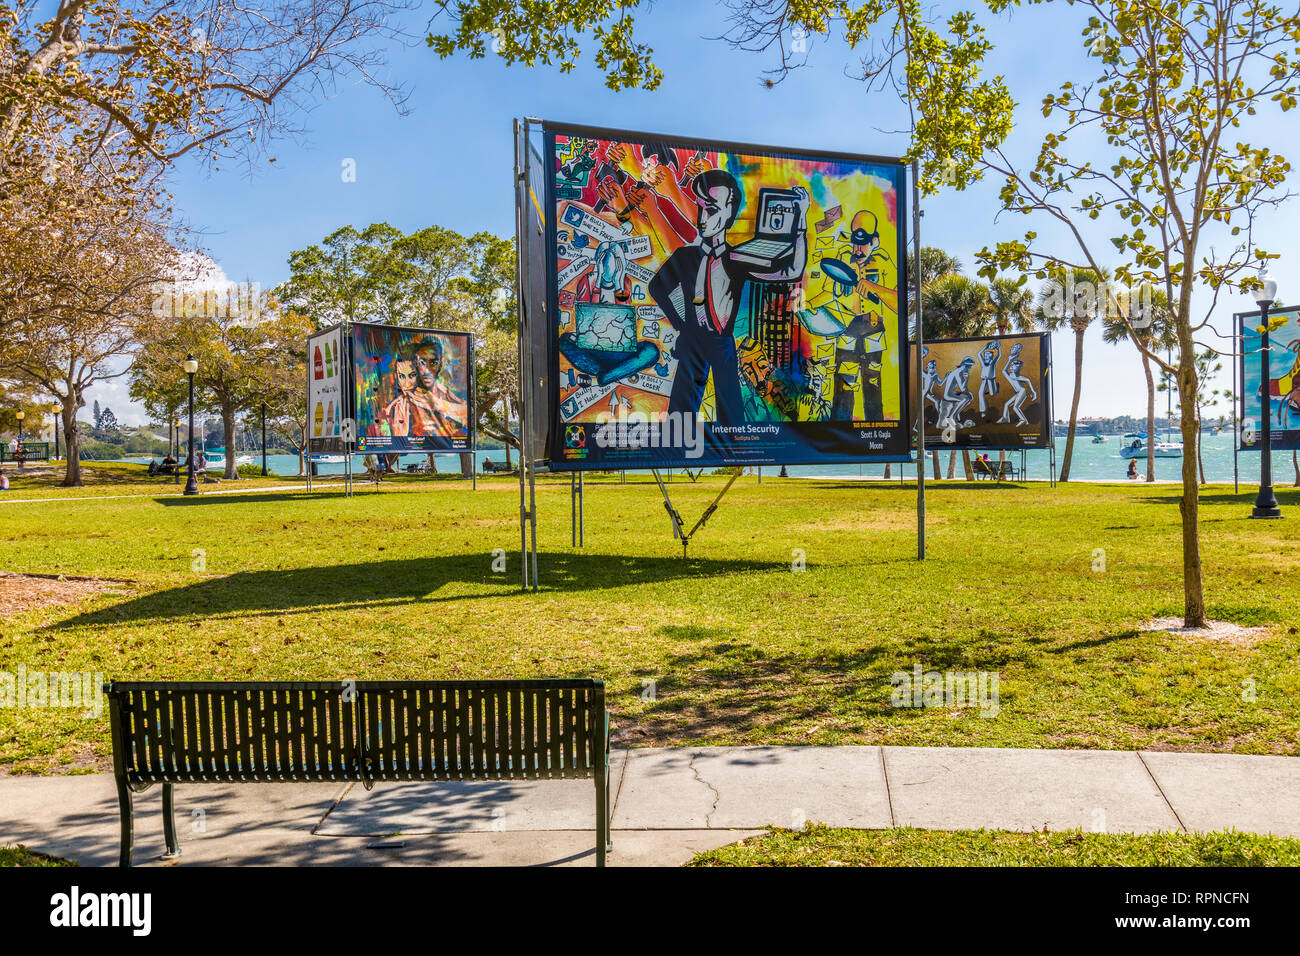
92;2;1294;427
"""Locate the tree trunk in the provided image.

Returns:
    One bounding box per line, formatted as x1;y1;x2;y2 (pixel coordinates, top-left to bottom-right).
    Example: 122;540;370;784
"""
459;451;473;478
1176;332;1206;627
1143;352;1156;482
426;453;438;474
946;450;957;479
1292;450;1299;486
60;393;82;487
931;450;940;479
221;403;238;479
883;463;892;478
1060;326;1085;482
961;450;974;481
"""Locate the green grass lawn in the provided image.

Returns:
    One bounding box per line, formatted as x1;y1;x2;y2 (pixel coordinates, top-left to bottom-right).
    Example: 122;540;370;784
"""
1;464;1298;772
0;844;74;867
688;825;1300;866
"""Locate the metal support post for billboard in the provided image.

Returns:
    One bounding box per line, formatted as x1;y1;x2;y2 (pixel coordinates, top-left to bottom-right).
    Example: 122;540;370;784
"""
912;159;926;560
1232;319;1239;495
513;118;533;591
652;468;686;545
525;118;540;590
652;467;741;558
568;472;585;547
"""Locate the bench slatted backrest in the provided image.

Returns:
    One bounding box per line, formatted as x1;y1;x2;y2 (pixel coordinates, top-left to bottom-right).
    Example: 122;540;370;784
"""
106;680;603;785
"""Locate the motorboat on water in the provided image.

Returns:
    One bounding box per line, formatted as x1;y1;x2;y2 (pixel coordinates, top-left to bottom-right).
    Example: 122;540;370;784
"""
1119;433;1182;458
1091;434;1107;443
204;448;255;468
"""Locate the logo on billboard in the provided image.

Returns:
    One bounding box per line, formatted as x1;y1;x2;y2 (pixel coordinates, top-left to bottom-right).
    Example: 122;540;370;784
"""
565;425;586;449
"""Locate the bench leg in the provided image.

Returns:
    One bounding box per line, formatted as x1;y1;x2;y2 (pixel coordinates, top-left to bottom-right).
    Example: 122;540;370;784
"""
116;778;134;868
161;783;182;860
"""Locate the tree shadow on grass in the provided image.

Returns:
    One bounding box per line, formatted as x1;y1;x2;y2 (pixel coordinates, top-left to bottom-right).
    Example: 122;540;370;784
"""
52;552;786;629
1139;488;1300;506
618;638;1031;745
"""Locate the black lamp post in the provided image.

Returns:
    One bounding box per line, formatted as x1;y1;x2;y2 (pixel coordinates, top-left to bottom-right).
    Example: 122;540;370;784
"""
261;402;268;476
1251;274;1282;519
183;353;200;496
15;409;24;472
51;404;60;460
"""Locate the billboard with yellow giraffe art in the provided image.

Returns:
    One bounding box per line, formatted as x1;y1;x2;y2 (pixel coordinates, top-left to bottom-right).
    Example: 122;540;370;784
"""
539;122;910;469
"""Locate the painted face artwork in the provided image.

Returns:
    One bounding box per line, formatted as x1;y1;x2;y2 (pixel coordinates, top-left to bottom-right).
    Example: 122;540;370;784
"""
696;185;734;241
394;360;418;396
349;323;473;453
414;353;441;389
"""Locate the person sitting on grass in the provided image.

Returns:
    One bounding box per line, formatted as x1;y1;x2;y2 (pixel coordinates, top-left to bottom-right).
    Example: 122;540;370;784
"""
0;469;8;491
1127;459;1139;480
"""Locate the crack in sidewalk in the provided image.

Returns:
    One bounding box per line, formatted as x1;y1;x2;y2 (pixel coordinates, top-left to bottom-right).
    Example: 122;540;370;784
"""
687;752;721;828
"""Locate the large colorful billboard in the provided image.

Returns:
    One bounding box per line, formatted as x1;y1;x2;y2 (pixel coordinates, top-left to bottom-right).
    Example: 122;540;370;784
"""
351;322;474;453
307;324;346;454
1238;307;1300;451
910;332;1052;450
539;122;910;470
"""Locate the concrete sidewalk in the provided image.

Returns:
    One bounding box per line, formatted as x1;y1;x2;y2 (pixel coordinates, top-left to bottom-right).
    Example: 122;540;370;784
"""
2;746;1296;866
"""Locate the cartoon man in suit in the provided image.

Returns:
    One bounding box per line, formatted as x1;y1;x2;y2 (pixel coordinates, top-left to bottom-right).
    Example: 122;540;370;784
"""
649;169;809;424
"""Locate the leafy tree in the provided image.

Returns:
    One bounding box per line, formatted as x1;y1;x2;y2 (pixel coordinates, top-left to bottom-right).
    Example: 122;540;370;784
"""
1036;267;1113;482
95;406;120;441
0;1;412;191
132;291;313;478
0;161;179;485
277;224;522;470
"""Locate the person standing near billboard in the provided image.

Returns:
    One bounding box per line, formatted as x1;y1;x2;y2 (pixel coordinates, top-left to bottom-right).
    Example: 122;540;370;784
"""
649;169;809;425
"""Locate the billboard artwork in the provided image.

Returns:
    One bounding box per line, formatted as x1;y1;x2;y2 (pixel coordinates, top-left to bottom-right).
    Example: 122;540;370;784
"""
307;325;346;454
351;322;474;453
910;333;1052;449
1239;307;1300;451
542;122;909;470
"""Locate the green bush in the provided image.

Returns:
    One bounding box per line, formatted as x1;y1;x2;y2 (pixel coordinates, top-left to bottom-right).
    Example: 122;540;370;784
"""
236;463;270;478
76;439;124;460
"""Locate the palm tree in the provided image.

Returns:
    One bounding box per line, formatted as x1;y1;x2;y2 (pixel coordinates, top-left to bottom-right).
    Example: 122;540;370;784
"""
908;247;964;290
1101;283;1175;482
989;277;1037;336
1036;267;1111;481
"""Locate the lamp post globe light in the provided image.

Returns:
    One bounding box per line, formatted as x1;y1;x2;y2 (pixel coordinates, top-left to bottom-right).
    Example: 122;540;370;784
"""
1251;273;1282;519
183;353;200;496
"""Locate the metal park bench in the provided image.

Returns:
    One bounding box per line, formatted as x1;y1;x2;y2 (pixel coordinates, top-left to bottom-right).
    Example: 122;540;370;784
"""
973;457;1017;481
104;680;613;867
